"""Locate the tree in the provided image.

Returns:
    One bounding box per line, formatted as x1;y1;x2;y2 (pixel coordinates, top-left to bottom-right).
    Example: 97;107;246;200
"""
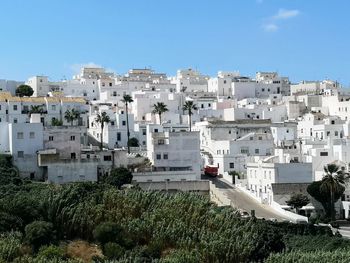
104;167;133;188
24;221;55;251
321;164;347;221
307;164;347;221
51;118;63;126
152;102;168;124
64;109;80;126
182;100;198;131
286;193;309;213
29;105;44;115
128;137;139;147
15;84;33;97
122;95;133;154
95;111;110;150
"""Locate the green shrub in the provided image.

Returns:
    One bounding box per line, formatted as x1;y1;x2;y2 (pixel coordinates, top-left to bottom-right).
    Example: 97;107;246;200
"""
37;245;65;259
0;231;22;262
25;221;55;251
103;242;125;259
93;222;122;245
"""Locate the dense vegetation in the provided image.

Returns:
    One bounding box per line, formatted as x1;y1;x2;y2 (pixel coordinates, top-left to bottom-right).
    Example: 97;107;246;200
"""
1;155;349;262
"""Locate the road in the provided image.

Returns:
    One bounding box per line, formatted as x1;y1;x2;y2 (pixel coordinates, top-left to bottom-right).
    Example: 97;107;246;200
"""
207;176;288;221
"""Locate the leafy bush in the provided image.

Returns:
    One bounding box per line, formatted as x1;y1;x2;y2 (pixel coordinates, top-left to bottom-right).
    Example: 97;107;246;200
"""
103;242;125;259
93;222;122;245
103;167;133;188
265;249;350;263
25;221;55;251
37;245;65;260
0;231;22;262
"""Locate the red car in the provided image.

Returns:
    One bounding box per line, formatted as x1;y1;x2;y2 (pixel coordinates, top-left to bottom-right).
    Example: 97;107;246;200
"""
204;165;218;177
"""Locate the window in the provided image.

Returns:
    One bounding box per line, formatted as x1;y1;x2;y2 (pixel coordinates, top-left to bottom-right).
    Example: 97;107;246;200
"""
52;105;56;111
122;120;126;126
331;120;335;124
13;118;18;123
109;83;112;87
286;129;289;133
117;132;121;141
29;132;35;139
17;151;24;158
104;155;112;161
258;136;262;140
13;105;17;111
250;137;253;140
229;162;234;168
158;139;164;145
320;152;328;156
335;131;338;136
241;147;249;154
154;129;158;133
229;130;231;134
156;154;161;160
255;149;260;154
70;136;76;141
142;129;146;135
49;136;54;141
163;153;168;159
71;153;76;159
30;173;35;179
110;121;115;126
113;91;117;96
17;132;23;139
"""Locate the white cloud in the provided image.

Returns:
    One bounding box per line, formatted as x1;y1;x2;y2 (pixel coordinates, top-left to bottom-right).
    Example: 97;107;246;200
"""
273;9;300;20
262;23;278;32
70;62;103;74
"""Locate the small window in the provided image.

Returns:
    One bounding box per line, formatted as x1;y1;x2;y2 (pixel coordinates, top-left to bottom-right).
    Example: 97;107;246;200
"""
255;149;260;154
109;83;112;87
320;152;328;156
17;151;24;158
30;173;35;179
70;136;76;141
110;121;115;126
13;118;18;123
13;105;17;111
156;154;161;160
258;136;262;140
122;121;126;126
104;155;112;161
154;129;158;133
229;163;234;168
29;132;35;139
117;132;121;141
142;129;146;135
158;139;165;145
49;136;54;141
52;105;56;111
250;137;253;140
163;153;168;159
71;153;76;159
17;132;24;139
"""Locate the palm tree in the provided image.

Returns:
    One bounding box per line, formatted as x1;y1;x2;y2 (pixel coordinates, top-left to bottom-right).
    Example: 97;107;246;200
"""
152;102;168;124
122;94;133;154
321;164;347;221
64;109;80;126
95;111;111;150
29;105;44;115
182;100;198;131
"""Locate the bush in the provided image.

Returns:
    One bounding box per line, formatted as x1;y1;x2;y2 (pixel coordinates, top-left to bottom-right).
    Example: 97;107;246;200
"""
93;222;122;245
103;242;125;259
0;231;22;262
25;221;55;251
128;137;139;147
37;245;65;259
103;167;133;188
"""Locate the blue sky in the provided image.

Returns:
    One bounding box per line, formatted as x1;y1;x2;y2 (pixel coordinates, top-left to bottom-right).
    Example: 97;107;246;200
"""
1;0;350;85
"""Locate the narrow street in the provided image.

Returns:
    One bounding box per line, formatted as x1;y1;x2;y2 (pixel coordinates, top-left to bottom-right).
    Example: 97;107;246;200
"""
207;176;288;221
